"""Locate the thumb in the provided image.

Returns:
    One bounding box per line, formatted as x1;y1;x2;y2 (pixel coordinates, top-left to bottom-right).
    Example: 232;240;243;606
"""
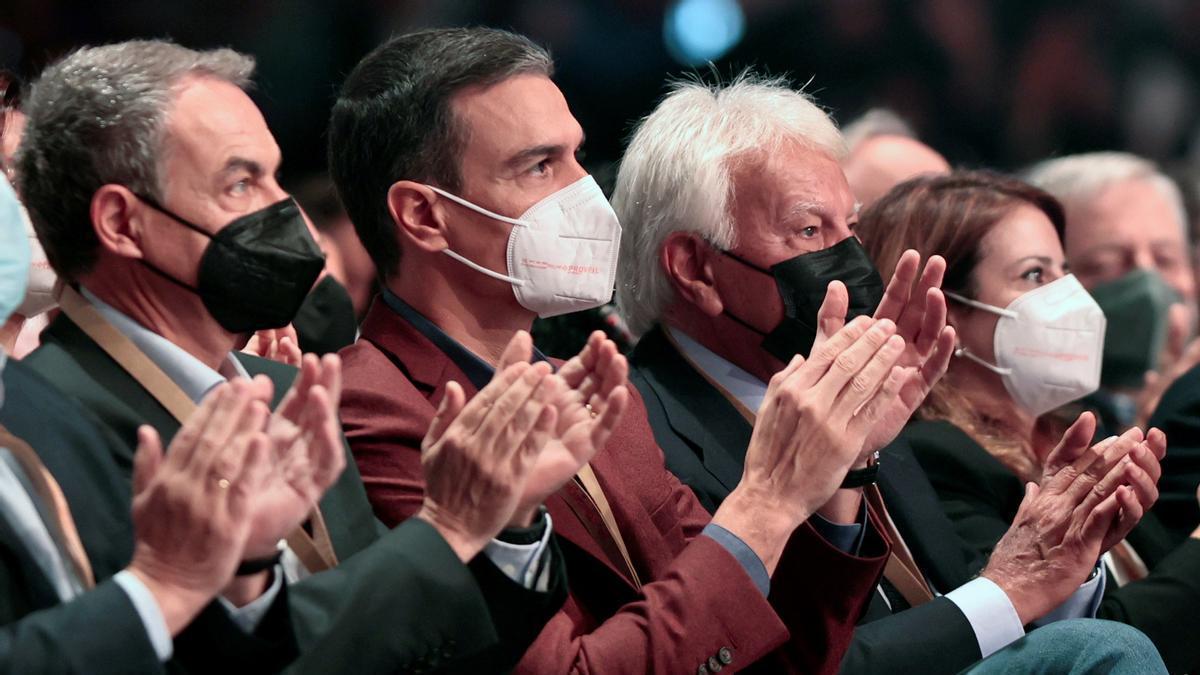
424;381;466;450
133;425;164;496
498;330;533;371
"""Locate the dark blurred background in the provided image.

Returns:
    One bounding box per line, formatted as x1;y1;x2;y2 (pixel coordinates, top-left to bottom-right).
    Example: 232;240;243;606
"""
6;0;1200;355
7;0;1200;178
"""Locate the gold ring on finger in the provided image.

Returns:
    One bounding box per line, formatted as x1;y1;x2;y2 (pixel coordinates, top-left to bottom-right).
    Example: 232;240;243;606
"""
585;403;598;418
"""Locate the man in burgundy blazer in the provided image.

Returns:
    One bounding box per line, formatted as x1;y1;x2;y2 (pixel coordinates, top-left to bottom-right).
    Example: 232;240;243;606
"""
329;27;899;674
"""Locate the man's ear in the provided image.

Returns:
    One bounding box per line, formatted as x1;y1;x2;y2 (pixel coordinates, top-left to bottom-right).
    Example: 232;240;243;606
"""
387;180;447;253
90;184;148;259
661;232;724;317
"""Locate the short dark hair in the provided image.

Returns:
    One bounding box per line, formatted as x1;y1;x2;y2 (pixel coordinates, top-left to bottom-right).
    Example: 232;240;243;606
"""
327;27;553;278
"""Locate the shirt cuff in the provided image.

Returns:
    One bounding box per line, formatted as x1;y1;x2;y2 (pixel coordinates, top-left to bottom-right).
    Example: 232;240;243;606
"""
703;523;770;596
810;499;868;554
945;576;1025;658
216;566;285;633
113;569;174;661
483;512;555;591
1032;563;1106;626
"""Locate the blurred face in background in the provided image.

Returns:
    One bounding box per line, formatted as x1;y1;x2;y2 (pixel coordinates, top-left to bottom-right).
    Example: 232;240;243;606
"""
842;135;950;207
1063;178;1194;305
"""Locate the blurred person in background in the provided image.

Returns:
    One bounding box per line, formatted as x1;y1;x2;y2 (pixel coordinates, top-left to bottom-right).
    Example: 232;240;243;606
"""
840;108;951;208
1026;152;1198;432
290;175;375;355
862;171;1199;674
0;71;57;358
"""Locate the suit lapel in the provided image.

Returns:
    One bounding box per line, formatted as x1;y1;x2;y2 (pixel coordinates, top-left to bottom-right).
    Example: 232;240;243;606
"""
629;328;750;494
36;315;179;463
359;301;641;590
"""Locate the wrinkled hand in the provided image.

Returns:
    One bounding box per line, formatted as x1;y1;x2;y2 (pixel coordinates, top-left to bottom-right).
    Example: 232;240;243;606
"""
416;359;559;562
497;330;629;527
858;250;956;456
240;354;348;558
713;286;909;573
127;382;273;635
983;414;1152;623
243;325;302;367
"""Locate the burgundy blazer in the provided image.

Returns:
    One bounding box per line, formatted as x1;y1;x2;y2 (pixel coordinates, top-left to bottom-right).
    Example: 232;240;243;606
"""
339;300;889;674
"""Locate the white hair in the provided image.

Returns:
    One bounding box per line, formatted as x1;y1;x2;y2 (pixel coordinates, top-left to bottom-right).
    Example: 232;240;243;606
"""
612;73;844;337
841;108;917;153
1025;151;1188;241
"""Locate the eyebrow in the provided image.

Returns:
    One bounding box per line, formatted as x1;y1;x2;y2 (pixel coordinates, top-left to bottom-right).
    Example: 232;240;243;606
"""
221;156;267;178
1010;255;1055;268
503;133;587;170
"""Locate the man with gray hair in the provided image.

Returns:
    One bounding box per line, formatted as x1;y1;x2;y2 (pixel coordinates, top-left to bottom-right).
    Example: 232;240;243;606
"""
1027;153;1196;425
16;39;573;672
618;74;1166;674
839;108;950;207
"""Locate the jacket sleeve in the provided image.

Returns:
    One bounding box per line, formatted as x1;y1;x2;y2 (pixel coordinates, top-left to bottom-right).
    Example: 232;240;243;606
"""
836;597;981;674
0;579;163;675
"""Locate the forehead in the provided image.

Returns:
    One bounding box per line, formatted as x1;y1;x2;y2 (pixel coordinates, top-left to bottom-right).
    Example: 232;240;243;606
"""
450;74;582;158
162;75;280;174
980;203;1064;263
731;141;854;220
1067;178;1185;250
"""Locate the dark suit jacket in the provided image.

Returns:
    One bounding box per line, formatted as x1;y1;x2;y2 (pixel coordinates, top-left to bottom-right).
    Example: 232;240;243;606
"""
339;299;890;675
1147;363;1200;541
0;355;291;674
22;312;565;674
902;418;1200;675
629;326;992;675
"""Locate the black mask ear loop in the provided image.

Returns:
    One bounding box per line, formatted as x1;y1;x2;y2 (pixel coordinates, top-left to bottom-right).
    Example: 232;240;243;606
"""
130;193;214;294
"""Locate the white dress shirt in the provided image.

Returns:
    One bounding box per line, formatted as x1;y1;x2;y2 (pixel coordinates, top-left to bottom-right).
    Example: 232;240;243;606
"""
669;327;1106;659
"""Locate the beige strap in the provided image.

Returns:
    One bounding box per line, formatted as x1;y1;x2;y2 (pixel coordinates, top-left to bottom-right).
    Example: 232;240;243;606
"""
1105;540;1148;587
864;486;934;607
0;424;96;590
576;463;642;590
663;329;934;606
57;285;336;573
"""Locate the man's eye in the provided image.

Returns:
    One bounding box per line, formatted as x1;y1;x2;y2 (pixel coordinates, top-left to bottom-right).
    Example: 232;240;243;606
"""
800;226;819;238
531;159;551;176
229;178;251;195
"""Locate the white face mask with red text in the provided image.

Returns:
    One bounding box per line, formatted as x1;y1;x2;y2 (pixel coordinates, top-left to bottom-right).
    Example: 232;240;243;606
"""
946;274;1106;416
427;175;621;318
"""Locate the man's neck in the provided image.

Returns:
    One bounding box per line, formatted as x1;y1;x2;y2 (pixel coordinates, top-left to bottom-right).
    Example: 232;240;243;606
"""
665;306;782;384
81;266;234;372
389;266;534;367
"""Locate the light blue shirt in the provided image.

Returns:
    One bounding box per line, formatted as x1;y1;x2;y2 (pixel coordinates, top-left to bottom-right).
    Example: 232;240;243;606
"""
668;327;1106;659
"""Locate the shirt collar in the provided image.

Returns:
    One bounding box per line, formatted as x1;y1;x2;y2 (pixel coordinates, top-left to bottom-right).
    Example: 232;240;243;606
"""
667;326;767;413
80;287;249;403
379;287;547;390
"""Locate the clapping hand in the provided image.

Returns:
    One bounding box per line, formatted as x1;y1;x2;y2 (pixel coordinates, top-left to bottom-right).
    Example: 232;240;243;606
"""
497;331;630;527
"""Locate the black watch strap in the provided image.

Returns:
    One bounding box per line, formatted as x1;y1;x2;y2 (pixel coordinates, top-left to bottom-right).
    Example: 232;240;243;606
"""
236;550;283;576
840;454;881;489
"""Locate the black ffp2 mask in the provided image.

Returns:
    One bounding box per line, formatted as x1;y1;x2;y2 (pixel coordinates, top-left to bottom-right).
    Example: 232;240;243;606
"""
722;236;885;362
137;196;326;334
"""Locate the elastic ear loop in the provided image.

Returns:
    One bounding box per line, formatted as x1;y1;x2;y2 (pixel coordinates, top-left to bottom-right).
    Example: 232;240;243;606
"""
426;185;528;287
944;290;1016;376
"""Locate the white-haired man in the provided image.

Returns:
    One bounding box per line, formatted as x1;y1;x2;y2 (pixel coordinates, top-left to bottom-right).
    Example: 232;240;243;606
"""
840;108;950;207
617;75;1165;674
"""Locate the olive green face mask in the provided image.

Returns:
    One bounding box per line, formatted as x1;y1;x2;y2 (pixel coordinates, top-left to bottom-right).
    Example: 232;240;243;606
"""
1089;268;1180;388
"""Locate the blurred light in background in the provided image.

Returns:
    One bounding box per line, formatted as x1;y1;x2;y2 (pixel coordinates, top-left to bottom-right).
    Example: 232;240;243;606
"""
663;0;745;66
